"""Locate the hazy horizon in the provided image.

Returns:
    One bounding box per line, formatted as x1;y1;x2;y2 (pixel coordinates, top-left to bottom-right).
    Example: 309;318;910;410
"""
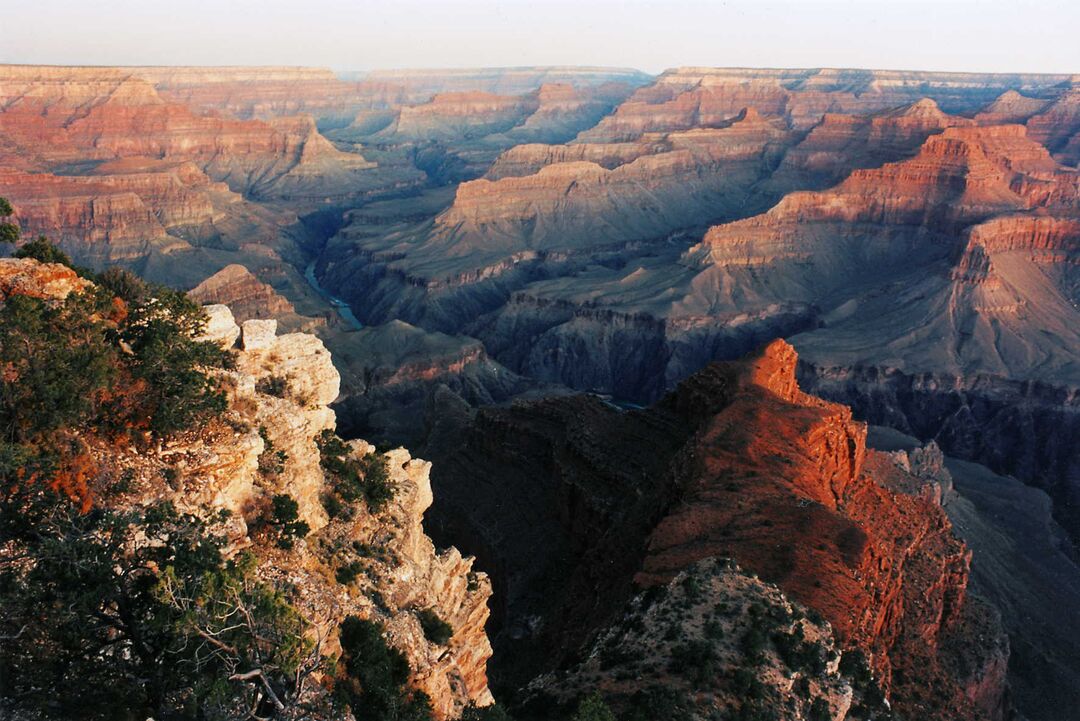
3;0;1078;76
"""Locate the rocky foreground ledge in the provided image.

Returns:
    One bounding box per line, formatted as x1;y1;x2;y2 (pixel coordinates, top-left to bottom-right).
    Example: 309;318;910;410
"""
0;257;494;719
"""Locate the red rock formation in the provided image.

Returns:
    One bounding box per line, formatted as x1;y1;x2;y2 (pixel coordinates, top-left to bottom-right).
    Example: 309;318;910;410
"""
637;340;1006;721
691;125;1072;271
0;65;405;206
975;90;1052;125
767;98;970;193
576;67;1073;142
189;264;297;319
1026;88;1080;164
952;215;1080;284
432;108;790;253
0;166;177;262
0;257;92;301
374;90;540;142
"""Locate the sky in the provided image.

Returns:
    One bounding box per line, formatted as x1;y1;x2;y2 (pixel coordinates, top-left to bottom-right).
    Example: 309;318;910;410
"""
2;0;1077;76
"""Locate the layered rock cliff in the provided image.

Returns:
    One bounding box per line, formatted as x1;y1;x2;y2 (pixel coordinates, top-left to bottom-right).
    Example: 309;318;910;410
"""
0;65;419;209
425;340;1008;721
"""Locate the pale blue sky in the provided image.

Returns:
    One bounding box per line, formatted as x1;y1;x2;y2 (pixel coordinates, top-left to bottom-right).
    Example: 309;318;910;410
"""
2;0;1076;75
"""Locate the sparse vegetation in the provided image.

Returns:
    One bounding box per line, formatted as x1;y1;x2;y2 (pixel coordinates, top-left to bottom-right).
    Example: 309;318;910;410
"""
418;607;454;645
317;429;396;513
335;560;364;585
256;374;289;398
0;196;19;244
0;500;319;718
337;616;433;721
13;235;73;266
265;493;310;549
257;426;288;477
460;703;515;721
571;693;616;721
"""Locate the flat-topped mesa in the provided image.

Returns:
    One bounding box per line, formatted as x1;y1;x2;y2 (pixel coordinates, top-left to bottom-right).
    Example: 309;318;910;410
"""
484;106;767;180
654;66;1073;108
378;90;540;141
130;66;414;125
586;67;1074;143
575;82;790;142
485;137;662;179
357;66;653;97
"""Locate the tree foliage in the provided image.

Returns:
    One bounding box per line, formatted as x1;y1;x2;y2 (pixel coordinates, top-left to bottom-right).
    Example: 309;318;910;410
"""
0;263;231;513
13;235;72;266
317;430;396;514
571;693;616;721
337;616;433;721
0;501;319;719
417;608;453;646
0;195;18;245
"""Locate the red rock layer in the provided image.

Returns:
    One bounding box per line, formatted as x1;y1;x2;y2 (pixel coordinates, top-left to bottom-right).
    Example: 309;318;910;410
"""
188;264;297;320
1026;89;1080;164
638;339;1004;721
952;215;1080;284
0;66;384;201
577;67;1074;141
768;98;970;193
436;109;790;250
692;125;1075;269
0;257;92;301
975;90;1052;125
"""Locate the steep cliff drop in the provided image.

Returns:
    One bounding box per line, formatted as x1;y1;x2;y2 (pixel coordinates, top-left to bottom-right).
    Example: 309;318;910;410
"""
428;340;1009;721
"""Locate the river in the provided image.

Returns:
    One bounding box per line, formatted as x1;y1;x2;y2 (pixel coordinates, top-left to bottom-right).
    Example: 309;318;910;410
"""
304;260;363;331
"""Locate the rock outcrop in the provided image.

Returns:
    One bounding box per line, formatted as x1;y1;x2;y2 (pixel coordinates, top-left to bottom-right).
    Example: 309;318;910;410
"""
528;558;883;721
0;257;92;301
189;263;325;332
200;306;494;718
427;340;1008;721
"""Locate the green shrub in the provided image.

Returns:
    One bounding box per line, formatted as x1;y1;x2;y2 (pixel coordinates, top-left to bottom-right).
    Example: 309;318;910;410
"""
622;686;693;721
808;697;831;721
571;693;616;721
0;500;314;718
335;560;363;585
13;235;72;266
268;494;310;549
257;426;287;476
460;702;514;721
0;195;18;244
418;607;453;645
318;430;396;513
742;626;768;662
256;374;289;398
338;616;432;721
669;639;718;684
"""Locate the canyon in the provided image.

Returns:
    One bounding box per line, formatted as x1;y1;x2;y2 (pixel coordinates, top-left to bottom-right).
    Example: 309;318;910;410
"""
2;62;1079;721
